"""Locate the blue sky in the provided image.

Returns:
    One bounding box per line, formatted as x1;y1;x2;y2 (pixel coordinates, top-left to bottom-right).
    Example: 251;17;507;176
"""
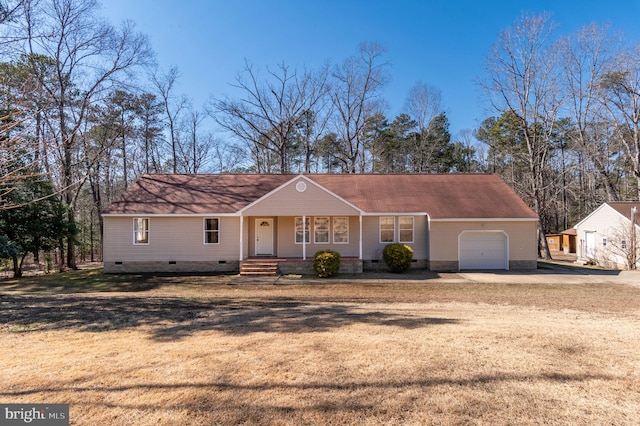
101;0;640;140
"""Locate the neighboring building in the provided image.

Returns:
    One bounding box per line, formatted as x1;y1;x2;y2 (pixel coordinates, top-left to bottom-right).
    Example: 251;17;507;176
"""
561;228;577;254
574;202;640;269
102;173;539;274
545;233;563;252
545;229;577;254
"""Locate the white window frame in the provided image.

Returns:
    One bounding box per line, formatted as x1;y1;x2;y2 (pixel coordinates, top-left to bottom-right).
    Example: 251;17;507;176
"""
333;217;349;244
380;216;395;243
399;216;414;243
295;217;310;244
204;217;220;245
133;218;149;245
314;216;330;244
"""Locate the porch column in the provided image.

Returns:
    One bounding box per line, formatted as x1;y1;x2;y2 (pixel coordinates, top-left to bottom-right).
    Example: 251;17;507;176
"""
239;215;244;261
302;215;307;260
359;214;363;259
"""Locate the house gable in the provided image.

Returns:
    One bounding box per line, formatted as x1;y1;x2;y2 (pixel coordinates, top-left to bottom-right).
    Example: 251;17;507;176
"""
573;203;617;229
241;175;361;216
574;202;640;269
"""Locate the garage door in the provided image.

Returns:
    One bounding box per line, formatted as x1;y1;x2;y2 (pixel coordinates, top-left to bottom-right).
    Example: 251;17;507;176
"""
459;231;508;270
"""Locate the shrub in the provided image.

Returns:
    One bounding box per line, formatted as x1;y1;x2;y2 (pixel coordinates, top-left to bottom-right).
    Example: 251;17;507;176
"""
313;250;341;278
383;243;413;273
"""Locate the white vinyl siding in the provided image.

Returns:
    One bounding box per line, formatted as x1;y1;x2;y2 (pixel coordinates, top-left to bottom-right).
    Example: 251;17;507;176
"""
104;216;241;262
275;216;359;257
243;177;359;217
429;220;537;265
574;203;639;269
133;218;149;244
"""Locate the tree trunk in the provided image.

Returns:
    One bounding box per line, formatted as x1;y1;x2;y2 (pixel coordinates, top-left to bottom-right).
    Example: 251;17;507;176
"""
12;256;22;278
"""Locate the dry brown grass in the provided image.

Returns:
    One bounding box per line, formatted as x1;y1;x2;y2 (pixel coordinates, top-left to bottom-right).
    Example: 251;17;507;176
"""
1;272;639;425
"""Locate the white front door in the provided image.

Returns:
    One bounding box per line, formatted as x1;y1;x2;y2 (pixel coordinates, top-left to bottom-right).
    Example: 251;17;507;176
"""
585;231;595;259
255;218;274;256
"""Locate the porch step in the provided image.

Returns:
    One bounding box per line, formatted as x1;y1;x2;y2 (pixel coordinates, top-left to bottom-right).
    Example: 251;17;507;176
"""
240;259;280;276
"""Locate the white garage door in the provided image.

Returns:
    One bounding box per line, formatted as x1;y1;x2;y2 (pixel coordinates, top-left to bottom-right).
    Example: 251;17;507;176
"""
459;231;508;270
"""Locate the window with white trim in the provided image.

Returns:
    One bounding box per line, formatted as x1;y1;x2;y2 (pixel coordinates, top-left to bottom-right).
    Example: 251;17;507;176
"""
133;218;149;244
295;217;310;244
204;218;220;244
333;217;349;244
380;217;395;243
314;216;330;243
399;216;414;243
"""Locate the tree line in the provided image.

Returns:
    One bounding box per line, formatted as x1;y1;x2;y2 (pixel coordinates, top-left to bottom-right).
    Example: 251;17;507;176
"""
1;1;639;275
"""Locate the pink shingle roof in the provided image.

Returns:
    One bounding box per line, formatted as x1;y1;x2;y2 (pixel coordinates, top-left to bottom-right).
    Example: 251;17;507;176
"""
103;173;538;220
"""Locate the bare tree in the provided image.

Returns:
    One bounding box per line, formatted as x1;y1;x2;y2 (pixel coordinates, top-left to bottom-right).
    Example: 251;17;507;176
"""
599;44;640;200
152;66;188;174
212;61;329;174
557;23;622;202
176;107;215;173
135;92;164;174
480;13;562;258
19;0;152;268
404;81;443;132
331;42;389;173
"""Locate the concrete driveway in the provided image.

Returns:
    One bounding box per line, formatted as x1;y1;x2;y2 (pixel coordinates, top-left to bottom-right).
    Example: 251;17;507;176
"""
459;263;640;287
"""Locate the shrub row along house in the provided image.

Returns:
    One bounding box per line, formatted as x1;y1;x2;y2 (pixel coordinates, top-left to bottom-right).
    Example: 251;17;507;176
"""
102;173;539;274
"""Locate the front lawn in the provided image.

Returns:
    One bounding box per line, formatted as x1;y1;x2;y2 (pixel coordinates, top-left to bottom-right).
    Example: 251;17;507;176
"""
1;269;639;424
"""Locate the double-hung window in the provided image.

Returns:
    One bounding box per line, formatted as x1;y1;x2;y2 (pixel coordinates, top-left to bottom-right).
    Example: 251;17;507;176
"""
380;217;395;243
133;218;149;244
314;217;330;243
399;217;414;243
295;217;310;244
333;217;349;244
204;218;220;244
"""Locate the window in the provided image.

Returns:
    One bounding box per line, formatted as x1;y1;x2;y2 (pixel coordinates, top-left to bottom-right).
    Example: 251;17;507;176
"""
622;240;627;249
295;217;310;244
204;218;219;244
333;217;349;244
133;218;149;244
380;217;395;243
314;217;330;243
399;216;414;243
602;238;607;247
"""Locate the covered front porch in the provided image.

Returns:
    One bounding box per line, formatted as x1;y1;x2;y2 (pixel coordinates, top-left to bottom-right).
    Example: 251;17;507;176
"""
239;215;363;265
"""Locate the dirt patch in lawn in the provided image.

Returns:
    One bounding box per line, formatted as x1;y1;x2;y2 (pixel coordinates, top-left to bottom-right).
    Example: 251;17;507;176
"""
1;273;639;425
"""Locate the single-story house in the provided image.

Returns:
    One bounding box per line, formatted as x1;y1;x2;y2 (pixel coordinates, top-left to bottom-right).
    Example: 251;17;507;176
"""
574;201;640;269
102;173;539;274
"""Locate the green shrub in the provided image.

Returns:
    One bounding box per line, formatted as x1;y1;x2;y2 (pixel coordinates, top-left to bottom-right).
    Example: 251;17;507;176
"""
313;250;341;278
383;243;413;273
